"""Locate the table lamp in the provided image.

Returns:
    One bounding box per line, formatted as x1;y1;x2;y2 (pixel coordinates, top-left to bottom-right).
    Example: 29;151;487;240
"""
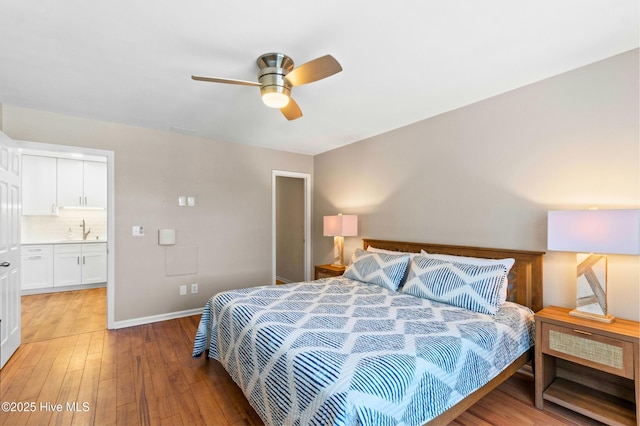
547;209;640;323
323;214;358;267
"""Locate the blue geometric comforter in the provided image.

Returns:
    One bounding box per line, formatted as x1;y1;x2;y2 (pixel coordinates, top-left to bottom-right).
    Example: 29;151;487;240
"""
193;277;534;426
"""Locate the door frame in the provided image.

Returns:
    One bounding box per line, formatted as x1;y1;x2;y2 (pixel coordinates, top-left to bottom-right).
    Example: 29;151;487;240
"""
272;170;311;284
15;140;116;329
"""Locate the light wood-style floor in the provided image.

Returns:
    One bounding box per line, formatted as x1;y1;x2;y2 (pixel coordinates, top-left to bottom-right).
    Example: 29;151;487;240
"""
1;290;603;425
21;287;106;343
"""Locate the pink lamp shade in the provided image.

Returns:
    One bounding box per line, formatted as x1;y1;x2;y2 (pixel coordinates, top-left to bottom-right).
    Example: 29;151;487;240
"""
323;214;358;267
323;214;358;237
547;209;640;255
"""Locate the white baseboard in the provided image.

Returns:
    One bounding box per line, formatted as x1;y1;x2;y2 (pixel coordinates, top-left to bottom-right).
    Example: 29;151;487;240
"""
276;276;293;284
111;307;203;330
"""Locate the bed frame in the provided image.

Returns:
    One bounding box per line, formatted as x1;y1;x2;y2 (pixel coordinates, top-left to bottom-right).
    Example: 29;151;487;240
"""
362;239;545;425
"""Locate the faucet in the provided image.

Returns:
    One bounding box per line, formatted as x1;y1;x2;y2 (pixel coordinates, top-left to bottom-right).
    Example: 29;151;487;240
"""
80;219;91;240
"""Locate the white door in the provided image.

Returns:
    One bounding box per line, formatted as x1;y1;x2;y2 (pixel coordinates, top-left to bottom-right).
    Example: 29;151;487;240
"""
0;131;21;369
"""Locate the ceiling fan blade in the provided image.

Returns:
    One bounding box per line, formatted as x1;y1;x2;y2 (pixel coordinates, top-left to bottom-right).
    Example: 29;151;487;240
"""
191;75;260;87
281;97;302;120
284;55;342;86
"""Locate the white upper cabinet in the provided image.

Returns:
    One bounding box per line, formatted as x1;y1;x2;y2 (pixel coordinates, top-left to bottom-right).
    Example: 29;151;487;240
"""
22;155;57;215
57;158;107;208
57;158;84;207
83;161;107;209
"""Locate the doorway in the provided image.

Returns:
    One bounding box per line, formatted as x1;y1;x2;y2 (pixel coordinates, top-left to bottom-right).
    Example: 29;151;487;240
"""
272;170;311;284
15;139;115;333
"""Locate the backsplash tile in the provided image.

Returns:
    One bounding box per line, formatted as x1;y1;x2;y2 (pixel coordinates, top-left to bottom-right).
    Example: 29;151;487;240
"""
22;209;107;243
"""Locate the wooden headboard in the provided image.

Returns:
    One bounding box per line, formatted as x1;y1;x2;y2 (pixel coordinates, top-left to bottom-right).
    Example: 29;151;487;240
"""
363;239;544;312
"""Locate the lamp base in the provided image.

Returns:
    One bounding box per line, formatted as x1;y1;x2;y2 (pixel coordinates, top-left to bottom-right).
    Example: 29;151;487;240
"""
569;309;616;324
332;236;345;267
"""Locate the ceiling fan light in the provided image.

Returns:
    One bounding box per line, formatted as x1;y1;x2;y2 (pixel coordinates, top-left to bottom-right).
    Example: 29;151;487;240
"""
262;92;290;108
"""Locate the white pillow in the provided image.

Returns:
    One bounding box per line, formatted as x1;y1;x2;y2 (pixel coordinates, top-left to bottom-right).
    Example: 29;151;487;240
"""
420;250;514;305
403;255;509;315
344;248;411;291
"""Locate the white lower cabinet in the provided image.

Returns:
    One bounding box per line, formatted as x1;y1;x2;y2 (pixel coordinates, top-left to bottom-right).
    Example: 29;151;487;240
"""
21;245;54;290
53;243;107;287
53;244;83;287
21;242;107;291
81;243;107;284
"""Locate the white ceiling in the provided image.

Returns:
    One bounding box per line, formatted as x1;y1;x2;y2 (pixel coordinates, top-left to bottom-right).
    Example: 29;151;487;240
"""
0;1;637;155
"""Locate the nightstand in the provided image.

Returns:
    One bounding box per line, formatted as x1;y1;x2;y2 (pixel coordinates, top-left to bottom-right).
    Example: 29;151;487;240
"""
314;264;345;280
535;306;640;426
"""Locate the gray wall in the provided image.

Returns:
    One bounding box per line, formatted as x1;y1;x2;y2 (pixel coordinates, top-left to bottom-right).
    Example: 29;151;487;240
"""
314;49;640;321
3;106;313;322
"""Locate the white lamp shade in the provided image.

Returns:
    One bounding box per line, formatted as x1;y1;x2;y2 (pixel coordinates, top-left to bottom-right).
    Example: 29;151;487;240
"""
323;214;358;237
547;209;640;255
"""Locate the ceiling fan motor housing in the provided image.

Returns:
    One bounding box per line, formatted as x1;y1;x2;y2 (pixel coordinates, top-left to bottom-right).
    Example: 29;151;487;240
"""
257;53;294;99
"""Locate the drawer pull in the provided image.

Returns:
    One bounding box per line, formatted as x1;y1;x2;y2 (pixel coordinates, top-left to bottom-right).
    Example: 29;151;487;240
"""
573;329;592;336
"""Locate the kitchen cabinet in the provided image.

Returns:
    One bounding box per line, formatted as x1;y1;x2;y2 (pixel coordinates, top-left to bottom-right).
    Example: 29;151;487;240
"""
81;243;108;284
21;245;54;289
53;243;107;287
57;158;107;208
22;155;57;215
53;244;83;286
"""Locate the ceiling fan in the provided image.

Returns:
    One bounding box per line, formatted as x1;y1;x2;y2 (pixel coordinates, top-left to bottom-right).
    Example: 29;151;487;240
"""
192;53;342;120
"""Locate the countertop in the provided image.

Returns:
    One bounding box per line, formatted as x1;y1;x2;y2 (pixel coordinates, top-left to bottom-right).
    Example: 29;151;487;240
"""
22;239;107;245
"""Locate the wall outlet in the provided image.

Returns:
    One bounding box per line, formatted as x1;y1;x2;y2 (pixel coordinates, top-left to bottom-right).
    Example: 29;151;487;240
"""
191;283;198;294
179;285;187;296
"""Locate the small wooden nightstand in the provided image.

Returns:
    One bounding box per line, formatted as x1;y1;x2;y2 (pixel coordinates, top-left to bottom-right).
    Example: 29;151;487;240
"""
535;306;640;426
314;264;346;280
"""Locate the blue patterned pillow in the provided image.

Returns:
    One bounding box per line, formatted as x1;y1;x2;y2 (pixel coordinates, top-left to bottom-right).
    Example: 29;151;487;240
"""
402;255;508;315
343;248;410;291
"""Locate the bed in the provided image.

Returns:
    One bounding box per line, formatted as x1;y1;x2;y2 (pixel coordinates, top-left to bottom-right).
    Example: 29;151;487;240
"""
193;239;544;425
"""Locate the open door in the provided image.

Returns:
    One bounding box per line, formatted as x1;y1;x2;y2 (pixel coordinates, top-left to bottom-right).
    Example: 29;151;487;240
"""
0;131;21;369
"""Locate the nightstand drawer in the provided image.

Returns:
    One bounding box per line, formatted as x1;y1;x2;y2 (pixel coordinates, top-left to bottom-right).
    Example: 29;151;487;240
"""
541;322;634;379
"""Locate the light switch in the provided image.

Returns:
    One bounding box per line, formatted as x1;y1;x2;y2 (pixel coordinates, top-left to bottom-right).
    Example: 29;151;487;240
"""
132;225;144;236
187;196;196;207
178;196;186;207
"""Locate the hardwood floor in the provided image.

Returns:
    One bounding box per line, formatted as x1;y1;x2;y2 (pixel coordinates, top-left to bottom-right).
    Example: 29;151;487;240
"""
1;290;604;425
21;288;106;343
